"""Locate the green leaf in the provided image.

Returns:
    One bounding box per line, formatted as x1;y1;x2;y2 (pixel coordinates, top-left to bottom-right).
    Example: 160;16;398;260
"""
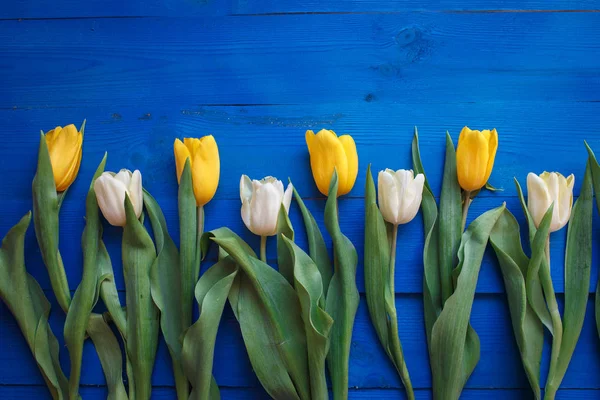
0;213;69;400
179;159;201;330
87;314;128;400
64;155;107;400
277;203;295;286
515;179;554;334
144;189;193;400
292;185;333;295
182;257;238;400
438;132;462;304
122;196;160;400
430;204;505;400
585;142;600;340
324;170;360;400
282;236;333;400
411;131;441;348
546;160;594;396
364;165;413;399
98;240;126;337
203;228;310;400
32;133;71;313
485;182;503;192
490;208;545;400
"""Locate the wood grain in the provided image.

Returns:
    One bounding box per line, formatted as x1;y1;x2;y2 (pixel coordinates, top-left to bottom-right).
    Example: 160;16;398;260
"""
1;14;599;108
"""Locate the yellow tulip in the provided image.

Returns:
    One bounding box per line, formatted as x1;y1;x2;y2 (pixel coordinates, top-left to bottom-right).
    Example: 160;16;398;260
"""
305;129;358;196
456;126;498;191
45;124;83;192
174;135;220;206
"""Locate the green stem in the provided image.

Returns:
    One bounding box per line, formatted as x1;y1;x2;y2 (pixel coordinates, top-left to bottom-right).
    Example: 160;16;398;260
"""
461;192;472;232
260;236;267;263
387;226;415;400
543;237;563;400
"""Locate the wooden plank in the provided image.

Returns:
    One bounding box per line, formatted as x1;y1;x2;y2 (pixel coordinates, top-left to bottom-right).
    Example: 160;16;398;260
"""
4;386;600;400
1;294;599;390
0;102;598;201
0;14;599;107
0;0;234;19
1;0;598;19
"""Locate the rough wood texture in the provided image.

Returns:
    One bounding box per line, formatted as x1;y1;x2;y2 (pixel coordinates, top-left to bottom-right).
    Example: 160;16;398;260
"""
1;1;599;398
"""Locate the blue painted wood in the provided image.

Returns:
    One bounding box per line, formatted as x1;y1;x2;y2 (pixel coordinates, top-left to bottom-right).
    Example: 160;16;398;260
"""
1;3;599;399
1;14;599;108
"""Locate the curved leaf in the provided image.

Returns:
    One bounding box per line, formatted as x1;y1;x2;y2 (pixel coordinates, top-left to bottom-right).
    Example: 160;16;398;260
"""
277;203;295;285
182;258;238;400
292;185;332;295
282;236;333;400
204;228;310;400
585;143;600;340
64;154;107;400
122;197;160;400
324;170;360;400
32;133;70;313
0;213;69;400
546;161;593;396
490;208;543;400
430;204;505;400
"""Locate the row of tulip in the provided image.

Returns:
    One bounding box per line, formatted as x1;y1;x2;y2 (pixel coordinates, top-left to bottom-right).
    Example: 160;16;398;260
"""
0;122;598;400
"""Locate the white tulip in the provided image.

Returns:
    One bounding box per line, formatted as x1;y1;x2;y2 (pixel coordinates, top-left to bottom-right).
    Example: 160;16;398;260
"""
240;175;293;237
527;171;574;233
378;169;425;225
94;169;143;227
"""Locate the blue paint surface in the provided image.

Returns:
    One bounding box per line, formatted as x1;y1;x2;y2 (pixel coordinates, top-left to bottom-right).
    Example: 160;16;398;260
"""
1;1;600;399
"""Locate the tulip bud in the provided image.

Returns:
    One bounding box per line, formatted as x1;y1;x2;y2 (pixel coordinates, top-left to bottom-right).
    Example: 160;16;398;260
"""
45;123;84;191
527;171;574;232
240;175;293;237
378;169;425;225
456;126;498;192
174;135;220;207
305;129;358;197
94;169;143;227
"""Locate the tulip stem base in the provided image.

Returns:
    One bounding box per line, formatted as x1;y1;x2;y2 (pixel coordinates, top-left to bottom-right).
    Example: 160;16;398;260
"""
461;191;472;231
260;236;267;263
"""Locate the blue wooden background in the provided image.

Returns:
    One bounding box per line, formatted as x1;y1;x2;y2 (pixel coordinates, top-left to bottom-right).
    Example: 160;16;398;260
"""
1;1;600;399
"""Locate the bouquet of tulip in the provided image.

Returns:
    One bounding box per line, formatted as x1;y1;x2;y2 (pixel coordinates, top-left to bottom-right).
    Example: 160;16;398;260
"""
489;144;593;399
411;127;505;400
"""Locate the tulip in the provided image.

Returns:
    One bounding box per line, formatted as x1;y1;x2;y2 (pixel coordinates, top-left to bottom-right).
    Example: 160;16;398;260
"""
378;169;425;226
527;171;574;232
305;129;358;197
456;126;498;192
94;169;143;227
240;175;293;237
174;136;220;207
45;124;83;191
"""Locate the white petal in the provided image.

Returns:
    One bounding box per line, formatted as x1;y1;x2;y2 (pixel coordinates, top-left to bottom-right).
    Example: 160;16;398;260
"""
282;182;293;213
241;198;252;233
251;181;282;236
398;173;425;224
129;170;143;219
94;175;128;227
527;172;552;229
114;169;133;187
378;170;398;225
240;175;253;203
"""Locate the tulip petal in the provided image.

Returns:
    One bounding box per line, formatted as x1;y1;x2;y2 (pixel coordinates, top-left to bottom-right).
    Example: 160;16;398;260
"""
282;183;293;213
240;175;253;203
174;139;191;184
339;135;358;196
527;172;552;229
251;181;283;236
129;170;143;219
191;135;220;206
46;124;83;191
400;173;425;224
378;170;398;225
456;128;490;191
306;129;348;197
94;173;129;227
483;129;498;184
